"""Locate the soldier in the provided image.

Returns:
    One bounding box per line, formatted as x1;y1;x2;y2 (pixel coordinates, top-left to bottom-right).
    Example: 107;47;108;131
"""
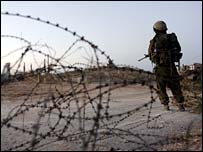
148;20;185;111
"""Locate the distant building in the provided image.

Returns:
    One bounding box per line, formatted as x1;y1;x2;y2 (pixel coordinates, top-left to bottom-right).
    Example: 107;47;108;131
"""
180;63;202;81
181;63;202;72
191;63;202;71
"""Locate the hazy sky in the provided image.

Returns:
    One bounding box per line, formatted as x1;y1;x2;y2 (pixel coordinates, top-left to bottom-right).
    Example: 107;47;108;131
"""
1;1;202;71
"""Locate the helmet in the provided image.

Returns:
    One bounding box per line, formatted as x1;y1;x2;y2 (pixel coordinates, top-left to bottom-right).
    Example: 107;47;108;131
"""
153;21;167;31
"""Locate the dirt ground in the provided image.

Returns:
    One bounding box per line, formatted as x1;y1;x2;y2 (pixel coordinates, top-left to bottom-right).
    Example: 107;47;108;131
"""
1;82;202;151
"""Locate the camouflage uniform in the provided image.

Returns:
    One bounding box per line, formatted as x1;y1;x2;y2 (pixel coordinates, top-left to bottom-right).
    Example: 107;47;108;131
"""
148;32;184;108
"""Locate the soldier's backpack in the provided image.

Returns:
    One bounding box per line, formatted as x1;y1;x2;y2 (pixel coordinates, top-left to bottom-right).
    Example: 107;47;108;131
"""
153;33;182;65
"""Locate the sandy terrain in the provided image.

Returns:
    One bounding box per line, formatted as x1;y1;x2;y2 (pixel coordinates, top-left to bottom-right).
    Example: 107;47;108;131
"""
1;83;202;151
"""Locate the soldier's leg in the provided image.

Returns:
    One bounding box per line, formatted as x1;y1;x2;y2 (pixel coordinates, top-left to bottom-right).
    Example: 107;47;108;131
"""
168;78;185;111
156;76;169;106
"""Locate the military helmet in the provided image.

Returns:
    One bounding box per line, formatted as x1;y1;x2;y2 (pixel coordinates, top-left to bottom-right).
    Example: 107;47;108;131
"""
153;21;167;31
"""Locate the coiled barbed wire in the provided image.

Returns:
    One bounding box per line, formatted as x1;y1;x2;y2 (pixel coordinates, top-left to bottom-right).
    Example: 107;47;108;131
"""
1;11;201;151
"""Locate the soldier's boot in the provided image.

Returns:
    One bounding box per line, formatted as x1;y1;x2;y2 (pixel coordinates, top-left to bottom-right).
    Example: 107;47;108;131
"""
163;104;170;111
178;104;185;112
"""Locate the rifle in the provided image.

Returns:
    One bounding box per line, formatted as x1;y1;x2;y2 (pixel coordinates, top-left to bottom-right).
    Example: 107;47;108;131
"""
138;54;149;62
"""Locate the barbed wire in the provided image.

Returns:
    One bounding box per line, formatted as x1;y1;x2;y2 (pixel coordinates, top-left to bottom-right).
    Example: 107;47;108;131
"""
1;11;201;151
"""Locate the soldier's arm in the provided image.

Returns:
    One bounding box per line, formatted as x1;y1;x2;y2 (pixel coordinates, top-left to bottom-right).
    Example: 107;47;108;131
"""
148;39;155;61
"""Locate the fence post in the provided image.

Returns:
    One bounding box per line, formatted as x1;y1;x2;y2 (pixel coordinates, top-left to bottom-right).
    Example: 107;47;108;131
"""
23;62;26;75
